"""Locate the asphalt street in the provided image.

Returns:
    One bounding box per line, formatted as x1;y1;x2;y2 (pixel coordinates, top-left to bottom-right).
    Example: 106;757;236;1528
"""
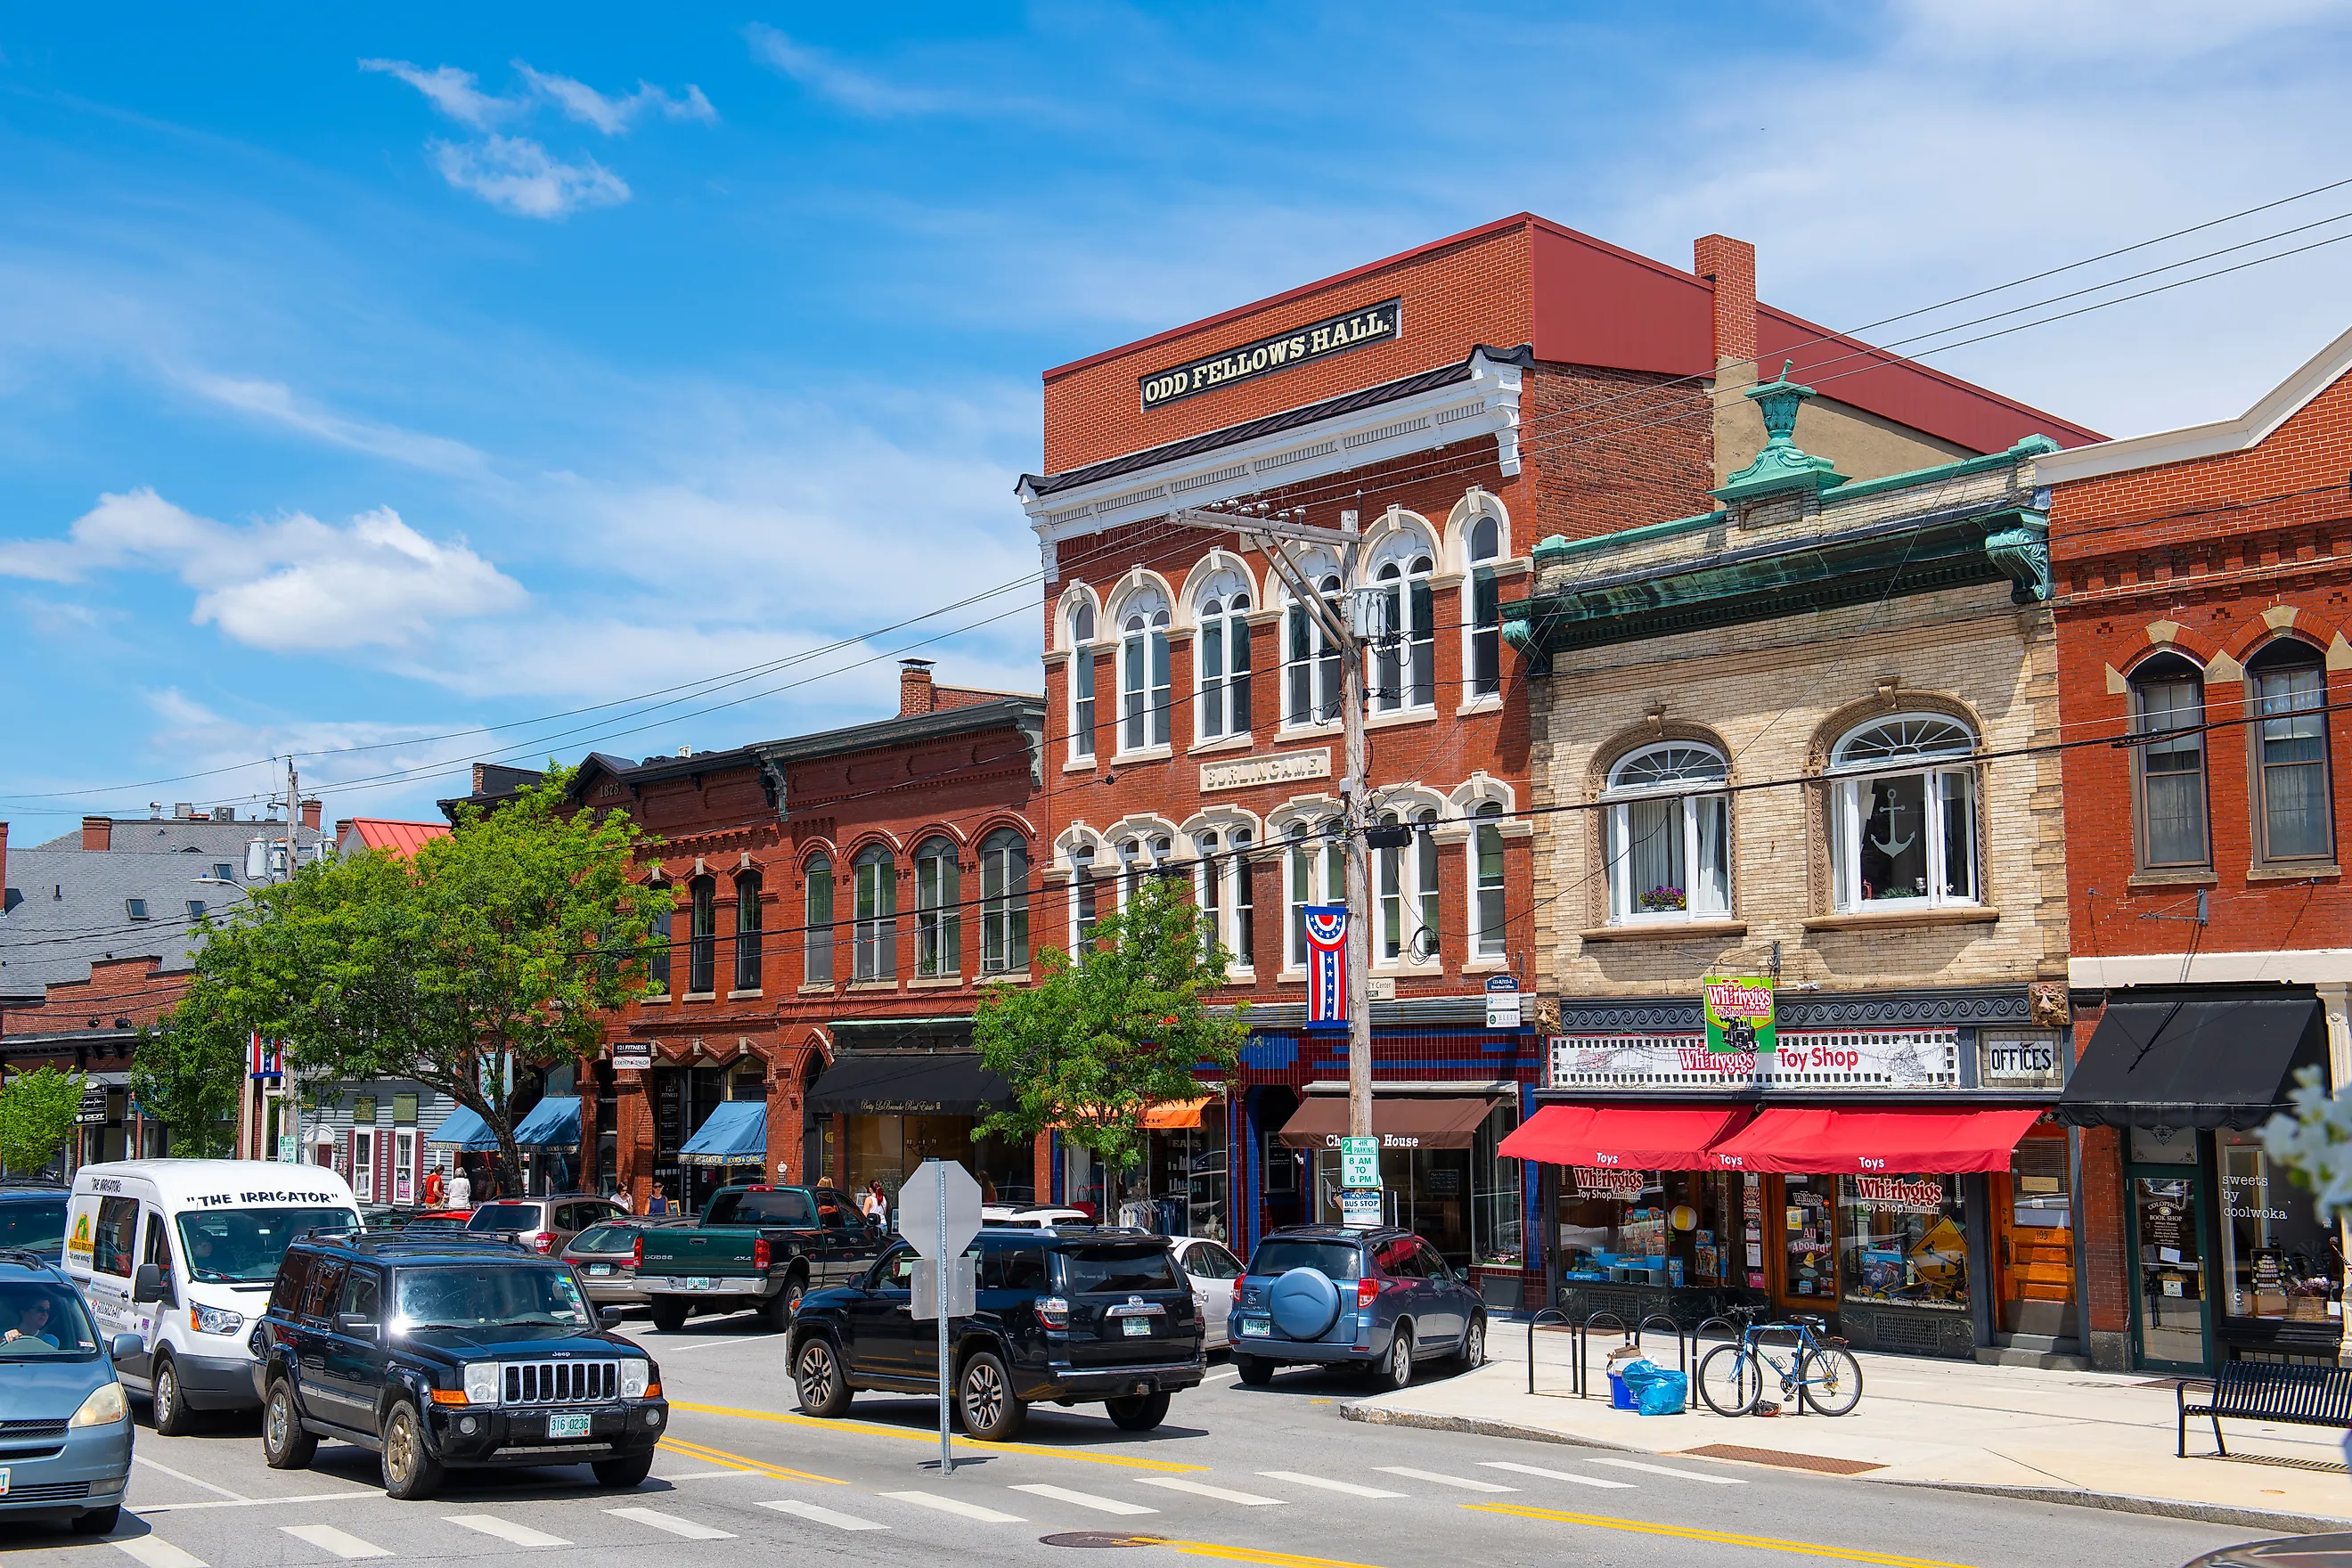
3;1309;2280;1568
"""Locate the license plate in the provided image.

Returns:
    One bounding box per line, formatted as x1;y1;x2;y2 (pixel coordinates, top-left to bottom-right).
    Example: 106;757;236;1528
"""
589;1264;613;1276
1239;1319;1270;1337
687;1277;713;1291
1123;1319;1151;1337
0;1466;10;1496
547;1413;592;1439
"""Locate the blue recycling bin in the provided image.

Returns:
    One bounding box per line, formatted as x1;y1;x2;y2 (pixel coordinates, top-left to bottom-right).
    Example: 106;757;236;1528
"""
1606;1371;1637;1410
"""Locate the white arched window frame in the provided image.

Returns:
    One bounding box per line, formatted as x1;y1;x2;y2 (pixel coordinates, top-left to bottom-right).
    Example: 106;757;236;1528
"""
1466;512;1504;699
1828;715;1980;911
1067;839;1102;949
1115;588;1172;753
1284;817;1344;969
1191;822;1260;974
1281;554;1346;730
1195;567;1254;741
1472;802;1507;958
1372;805;1442;964
1604;744;1731;925
1368;532;1436;714
1067;599;1099;763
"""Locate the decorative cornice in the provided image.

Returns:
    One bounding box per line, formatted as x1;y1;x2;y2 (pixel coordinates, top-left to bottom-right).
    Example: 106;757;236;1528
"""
1711;367;1845;503
1552;986;2033;1032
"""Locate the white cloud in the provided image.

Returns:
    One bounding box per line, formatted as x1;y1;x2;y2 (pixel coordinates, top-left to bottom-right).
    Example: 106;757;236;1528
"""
0;488;526;652
513;65;716;135
429;135;630;219
359;59;525;129
743;24;957;118
174;370;489;476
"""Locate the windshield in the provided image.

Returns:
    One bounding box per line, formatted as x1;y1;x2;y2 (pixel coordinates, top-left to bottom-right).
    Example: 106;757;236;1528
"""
0;1278;102;1360
393;1264;593;1331
1057;1245;1181;1294
570;1223;640;1254
467;1203;545;1231
0;1200;67;1253
1248;1240;1362;1281
176;1208;361;1285
706;1189;813;1227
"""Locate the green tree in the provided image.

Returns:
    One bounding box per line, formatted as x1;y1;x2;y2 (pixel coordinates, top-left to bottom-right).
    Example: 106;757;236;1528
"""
130;1006;244;1157
163;769;668;1191
975;875;1247;1216
0;1065;86;1175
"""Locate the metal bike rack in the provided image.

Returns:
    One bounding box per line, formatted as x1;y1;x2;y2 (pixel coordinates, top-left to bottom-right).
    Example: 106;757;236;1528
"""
1638;1311;1689;1379
1574;1310;1634;1401
1525;1308;1572;1396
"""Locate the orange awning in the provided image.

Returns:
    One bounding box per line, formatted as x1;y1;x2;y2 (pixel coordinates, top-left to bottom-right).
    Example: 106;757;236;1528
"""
1141;1097;1214;1131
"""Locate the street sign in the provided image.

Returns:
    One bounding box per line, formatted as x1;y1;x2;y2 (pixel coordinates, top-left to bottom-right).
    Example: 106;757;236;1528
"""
1339;1135;1381;1189
277;1134;297;1164
1485;975;1522;1029
899;1160;984;1259
912;1254;978;1320
1339;1189;1383;1229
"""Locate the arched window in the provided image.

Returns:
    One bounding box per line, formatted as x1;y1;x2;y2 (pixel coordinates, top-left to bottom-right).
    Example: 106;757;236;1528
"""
1373;810;1441;963
1829;714;1979;911
915;837;960;978
1604;744;1730;924
1196;569;1254;741
1284;567;1345;728
1473;803;1507;957
1231;828;1255;966
803;855;834;984
646;891;673;994
1117;589;1172;752
2130;654;2209;870
1467;514;1503;698
978;829;1028;975
1192;827;1254;972
1069;600;1098;763
1285;818;1343;968
1071;843;1099;947
2249;640;2332;863
732;870;763;992
687;876;716;995
1370;535;1435;713
852;845;896;982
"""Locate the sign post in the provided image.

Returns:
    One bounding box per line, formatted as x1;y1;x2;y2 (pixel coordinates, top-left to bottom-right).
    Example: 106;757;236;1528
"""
899;1158;983;1475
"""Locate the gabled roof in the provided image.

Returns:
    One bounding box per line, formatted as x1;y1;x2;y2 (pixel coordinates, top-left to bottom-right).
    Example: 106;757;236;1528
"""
339;819;450;860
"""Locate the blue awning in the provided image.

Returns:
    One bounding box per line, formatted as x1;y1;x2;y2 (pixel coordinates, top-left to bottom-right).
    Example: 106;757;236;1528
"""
424;1107;500;1150
510;1096;582;1148
678;1100;767;1167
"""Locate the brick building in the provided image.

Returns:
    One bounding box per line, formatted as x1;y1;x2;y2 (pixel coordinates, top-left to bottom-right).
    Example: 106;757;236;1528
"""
1018;212;2097;1284
2044;325;2352;1374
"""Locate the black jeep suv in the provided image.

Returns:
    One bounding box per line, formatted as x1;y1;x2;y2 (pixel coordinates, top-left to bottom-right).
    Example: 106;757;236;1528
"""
249;1231;668;1500
788;1226;1202;1440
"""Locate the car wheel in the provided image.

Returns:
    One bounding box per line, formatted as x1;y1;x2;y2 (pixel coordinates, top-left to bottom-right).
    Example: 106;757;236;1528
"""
649;1297;690;1334
1106;1391;1171;1432
956;1349;1026;1441
1456;1314;1487;1372
380;1402;445;1501
70;1504;120;1535
150;1353;197;1437
1368;1324;1414;1392
766;1274;806;1333
1235;1355;1274;1386
592;1451;656;1489
262;1378;317;1470
795;1336;853;1418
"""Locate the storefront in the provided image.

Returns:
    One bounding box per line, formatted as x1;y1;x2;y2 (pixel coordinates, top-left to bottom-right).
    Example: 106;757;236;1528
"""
1277;1094;1519;1264
649;1058;772;1213
1059;1095;1229;1237
807;1049;1028;1206
2058;985;2342;1372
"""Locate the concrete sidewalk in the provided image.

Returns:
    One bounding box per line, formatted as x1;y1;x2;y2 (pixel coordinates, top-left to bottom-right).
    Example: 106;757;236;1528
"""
1342;1324;2352;1533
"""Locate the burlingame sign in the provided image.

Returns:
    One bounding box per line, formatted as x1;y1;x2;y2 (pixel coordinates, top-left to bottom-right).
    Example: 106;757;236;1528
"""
1139;299;1403;411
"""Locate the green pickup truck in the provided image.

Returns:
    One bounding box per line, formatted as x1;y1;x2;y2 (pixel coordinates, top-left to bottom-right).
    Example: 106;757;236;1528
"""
634;1183;883;1333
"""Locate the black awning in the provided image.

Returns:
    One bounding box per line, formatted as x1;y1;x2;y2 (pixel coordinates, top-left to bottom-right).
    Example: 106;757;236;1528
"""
2056;990;2327;1131
808;1053;1012;1117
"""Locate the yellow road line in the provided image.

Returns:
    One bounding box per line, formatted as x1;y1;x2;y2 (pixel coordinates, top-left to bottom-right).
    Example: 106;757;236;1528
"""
656;1434;848;1485
1155;1539;1388;1568
670;1401;1207;1472
1466;1504;1979;1568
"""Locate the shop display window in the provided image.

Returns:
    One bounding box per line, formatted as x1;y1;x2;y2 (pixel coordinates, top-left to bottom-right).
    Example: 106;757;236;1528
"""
2217;1129;2343;1323
1556;1169;1738;1286
1839;1173;1969;1312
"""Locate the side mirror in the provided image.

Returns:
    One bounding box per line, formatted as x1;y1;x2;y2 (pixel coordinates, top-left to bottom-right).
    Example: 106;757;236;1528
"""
865;1214;884;1234
599;1307;625;1328
109;1333;143;1362
334;1312;376;1337
132;1263;172;1304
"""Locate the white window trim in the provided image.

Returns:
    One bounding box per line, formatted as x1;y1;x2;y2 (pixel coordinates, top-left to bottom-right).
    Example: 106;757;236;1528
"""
1601;746;1732;927
1116;609;1172;756
1831;766;1980;911
1193;570;1256;745
1370;811;1443;970
1279;568;1346;732
1469;807;1508;960
1367;538;1438;716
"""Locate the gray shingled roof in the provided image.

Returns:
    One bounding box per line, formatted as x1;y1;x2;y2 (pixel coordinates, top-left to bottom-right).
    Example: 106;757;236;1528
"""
1;817;329;1002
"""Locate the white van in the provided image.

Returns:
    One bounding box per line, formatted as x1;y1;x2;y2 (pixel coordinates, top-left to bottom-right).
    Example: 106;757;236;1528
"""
65;1161;360;1433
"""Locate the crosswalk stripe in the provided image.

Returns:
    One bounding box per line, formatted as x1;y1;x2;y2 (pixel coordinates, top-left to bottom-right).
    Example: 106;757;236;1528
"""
881;1490;1028;1523
115;1541;208;1568
1258;1471;1407;1499
279;1524;394;1560
1009;1483;1159;1516
1135;1476;1287;1507
606;1507;738;1540
1478;1460;1637;1490
443;1515;571;1547
1374;1466;1518;1492
1587;1457;1747;1485
760;1499;891;1531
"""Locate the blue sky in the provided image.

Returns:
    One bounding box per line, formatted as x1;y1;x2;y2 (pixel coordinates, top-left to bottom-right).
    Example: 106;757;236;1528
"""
3;2;2349;829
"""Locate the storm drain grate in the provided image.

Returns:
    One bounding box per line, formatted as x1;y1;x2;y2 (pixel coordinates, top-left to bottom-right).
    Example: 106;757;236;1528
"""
1041;1533;1171;1549
2210;1452;2350;1474
1677;1444;1886;1475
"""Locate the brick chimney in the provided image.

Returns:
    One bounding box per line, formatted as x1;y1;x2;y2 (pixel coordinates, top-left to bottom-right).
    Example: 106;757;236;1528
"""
299;798;323;831
1694;233;1760;490
899;658;936;716
81;815;111;852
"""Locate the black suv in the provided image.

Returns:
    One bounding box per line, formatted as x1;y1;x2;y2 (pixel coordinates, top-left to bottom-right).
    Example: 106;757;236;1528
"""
249;1232;668;1500
788;1226;1202;1440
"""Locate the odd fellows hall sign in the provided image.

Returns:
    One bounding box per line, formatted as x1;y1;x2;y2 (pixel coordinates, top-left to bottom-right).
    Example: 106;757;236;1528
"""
1139;299;1403;411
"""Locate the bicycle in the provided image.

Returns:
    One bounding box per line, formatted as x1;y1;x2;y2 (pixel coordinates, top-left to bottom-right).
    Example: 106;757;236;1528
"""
1695;1308;1864;1417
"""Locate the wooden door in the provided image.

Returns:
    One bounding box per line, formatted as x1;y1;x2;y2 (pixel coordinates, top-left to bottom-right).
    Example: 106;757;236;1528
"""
1776;1173;1838;1311
1998;1134;2078;1339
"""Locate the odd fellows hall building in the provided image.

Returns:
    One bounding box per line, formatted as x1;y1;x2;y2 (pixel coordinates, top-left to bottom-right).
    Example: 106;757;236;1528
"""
1018;212;2095;1299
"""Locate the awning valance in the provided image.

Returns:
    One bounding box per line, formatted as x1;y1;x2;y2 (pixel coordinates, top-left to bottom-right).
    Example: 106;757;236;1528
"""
1706;1107;2041;1175
1278;1095;1499;1151
808;1053;1013;1117
510;1096;581;1148
2057;992;2325;1131
1144;1097;1215;1131
1500;1104;1753;1170
424;1106;500;1150
679;1100;768;1167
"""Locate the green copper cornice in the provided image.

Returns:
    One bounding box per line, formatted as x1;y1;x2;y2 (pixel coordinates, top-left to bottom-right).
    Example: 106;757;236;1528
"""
1711;363;1845;503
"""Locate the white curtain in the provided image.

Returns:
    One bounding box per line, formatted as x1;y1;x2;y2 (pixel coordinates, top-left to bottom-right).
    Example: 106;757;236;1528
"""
1693;795;1729;915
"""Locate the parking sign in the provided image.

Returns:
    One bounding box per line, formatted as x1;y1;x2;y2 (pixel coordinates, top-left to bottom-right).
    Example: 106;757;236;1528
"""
1339;1135;1381;1189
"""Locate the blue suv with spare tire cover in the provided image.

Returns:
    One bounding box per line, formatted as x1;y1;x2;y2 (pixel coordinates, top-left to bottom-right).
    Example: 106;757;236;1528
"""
1230;1225;1485;1388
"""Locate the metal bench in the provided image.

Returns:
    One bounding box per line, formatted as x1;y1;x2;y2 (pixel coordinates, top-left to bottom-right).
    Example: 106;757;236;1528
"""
2176;1361;2352;1457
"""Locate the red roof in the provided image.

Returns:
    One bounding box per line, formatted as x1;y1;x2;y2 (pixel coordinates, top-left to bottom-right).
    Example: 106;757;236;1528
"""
340;819;451;860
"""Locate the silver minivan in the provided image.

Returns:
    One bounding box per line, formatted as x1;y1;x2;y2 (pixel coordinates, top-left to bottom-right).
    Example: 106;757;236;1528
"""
0;1252;136;1535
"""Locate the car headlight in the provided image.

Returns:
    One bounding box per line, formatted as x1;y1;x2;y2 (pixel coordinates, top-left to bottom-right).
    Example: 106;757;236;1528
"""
463;1362;502;1407
70;1382;127;1428
619;1360;650;1401
191;1303;245;1337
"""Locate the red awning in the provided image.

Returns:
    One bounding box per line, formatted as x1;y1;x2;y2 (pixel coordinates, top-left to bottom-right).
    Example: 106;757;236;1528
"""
1499;1105;1756;1170
1706;1107;2042;1175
